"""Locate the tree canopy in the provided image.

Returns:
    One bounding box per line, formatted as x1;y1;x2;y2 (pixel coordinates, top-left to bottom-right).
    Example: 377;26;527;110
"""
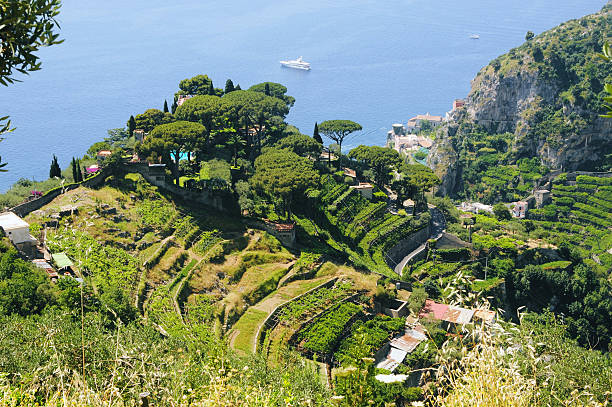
174;95;226;145
134;109;174;133
175;74;213;97
318;120;362;167
0;0;63;86
248;82;295;108
348;145;402;186
276;134;323;159
141;121;206;184
252;148;319;219
222;90;290;154
399;163;441;207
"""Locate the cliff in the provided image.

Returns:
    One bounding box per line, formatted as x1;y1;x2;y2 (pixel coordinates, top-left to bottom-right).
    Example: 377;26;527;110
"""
430;3;612;197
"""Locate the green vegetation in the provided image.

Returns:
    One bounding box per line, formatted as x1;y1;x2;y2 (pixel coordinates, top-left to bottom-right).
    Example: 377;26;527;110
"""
2;6;611;403
334;316;404;366
296;301;362;357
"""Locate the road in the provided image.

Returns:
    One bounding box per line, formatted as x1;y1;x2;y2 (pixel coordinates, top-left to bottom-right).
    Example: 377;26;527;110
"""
393;204;446;276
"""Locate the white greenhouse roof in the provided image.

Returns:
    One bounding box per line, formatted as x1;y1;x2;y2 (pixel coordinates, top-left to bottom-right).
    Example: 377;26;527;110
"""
0;212;29;230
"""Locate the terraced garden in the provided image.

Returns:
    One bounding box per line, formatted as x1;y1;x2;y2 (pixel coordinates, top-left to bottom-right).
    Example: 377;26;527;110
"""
299;175;431;276
528;175;612;271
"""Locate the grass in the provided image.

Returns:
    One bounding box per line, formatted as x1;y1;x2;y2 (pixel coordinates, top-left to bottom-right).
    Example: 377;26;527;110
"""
230;308;269;354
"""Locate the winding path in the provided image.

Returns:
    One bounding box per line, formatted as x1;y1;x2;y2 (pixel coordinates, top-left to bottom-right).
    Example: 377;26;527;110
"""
393;204;446;276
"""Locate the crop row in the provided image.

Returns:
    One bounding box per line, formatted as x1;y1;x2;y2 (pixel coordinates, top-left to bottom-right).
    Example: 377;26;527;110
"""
334;316;405;366
345;202;387;239
193;230;222;256
328;188;356;213
594;189;612;203
571;209;611;228
575;175;612;186
137;200;176;229
552;188;589;203
276;280;352;323
297;302;362;355
573;203;612;222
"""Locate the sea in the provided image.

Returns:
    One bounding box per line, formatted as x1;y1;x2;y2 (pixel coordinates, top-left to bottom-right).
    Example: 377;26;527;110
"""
0;0;606;191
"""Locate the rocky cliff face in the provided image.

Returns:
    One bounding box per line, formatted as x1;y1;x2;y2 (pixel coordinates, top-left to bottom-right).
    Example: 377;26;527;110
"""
430;4;612;196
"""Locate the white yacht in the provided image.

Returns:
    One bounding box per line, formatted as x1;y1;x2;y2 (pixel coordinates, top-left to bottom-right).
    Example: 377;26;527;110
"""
469;34;480;39
280;56;311;70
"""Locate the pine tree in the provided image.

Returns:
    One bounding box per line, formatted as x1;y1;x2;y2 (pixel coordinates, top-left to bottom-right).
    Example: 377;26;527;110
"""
225;79;235;94
264;83;270;96
235;84;241;91
127;115;136;137
76;159;83;182
313;122;323;144
71;157;78;181
171;100;178;114
163;100;169;113
49;155;61;179
208;81;215;95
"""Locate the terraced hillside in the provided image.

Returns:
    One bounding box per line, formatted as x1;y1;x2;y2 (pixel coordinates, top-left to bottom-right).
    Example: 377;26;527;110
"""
24;173;381;357
295;175;431;276
529;174;612;271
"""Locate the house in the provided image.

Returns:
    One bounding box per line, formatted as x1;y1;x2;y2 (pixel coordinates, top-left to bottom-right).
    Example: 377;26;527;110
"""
511;201;528;218
32;259;58;279
419;299;475;327
350;183;373;200
386;122;435;153
403;199;415;215
97;150;112;162
406;113;443;133
264;221;296;247
86;164;100;174
133;129;145;142
452;99;465;111
458;201;493;214
535;189;551;208
176;95;194;107
375;323;427;372
343;167;357;179
0;212;37;246
417;136;433;149
445;99;466;120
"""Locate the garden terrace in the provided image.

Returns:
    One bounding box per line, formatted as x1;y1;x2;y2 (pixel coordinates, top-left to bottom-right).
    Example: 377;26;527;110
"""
301;176;432;277
333;315;405;367
294;301;363;359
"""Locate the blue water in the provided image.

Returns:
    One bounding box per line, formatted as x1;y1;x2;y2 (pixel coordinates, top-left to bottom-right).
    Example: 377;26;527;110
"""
0;0;605;191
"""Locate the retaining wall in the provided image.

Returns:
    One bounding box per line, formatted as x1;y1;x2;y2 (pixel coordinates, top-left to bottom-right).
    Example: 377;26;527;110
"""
385;225;430;268
255;277;338;352
10;169;109;217
124;162;225;211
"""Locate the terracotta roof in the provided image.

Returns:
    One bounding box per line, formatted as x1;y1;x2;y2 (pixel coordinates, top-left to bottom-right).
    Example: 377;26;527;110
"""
352;183;373;189
265;221;295;232
419;299;448;320
343;168;357;178
97;150;112;157
410;113;443;122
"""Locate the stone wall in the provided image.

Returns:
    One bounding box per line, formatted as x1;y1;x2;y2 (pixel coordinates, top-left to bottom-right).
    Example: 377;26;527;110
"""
385;225;431;268
10;169;109;217
123;162;225;211
255;277;338;352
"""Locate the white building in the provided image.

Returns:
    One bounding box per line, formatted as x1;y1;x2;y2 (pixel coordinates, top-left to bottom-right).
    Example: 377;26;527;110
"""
406;113;443;133
0;212;37;245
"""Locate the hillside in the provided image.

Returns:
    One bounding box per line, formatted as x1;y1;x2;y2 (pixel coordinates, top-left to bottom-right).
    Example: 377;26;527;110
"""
430;2;612;199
